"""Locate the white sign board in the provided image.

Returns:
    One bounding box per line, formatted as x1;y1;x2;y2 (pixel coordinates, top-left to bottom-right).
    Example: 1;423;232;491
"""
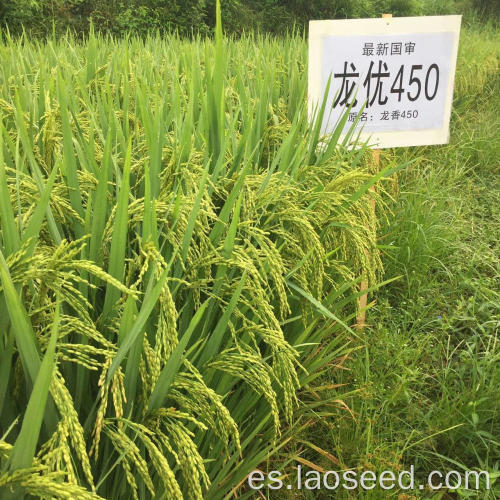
308;16;462;148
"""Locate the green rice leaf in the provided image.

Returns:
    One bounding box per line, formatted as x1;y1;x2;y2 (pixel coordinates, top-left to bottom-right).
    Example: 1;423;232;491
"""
0;120;21;256
147;300;209;412
106;262;173;384
7;298;60;471
287;280;362;341
88;128;111;268
22;160;60;257
0;249;41;384
58;72;85;232
102;138;132;319
0;333;13;420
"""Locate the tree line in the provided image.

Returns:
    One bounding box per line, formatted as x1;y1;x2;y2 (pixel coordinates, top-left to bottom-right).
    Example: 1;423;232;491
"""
1;0;497;38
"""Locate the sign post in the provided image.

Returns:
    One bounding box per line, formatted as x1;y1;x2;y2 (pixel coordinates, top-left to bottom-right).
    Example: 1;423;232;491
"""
358;14;391;331
307;15;461;328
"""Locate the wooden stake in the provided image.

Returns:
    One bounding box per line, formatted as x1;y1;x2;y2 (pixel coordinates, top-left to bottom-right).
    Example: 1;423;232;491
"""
356;13;391;331
356;149;379;330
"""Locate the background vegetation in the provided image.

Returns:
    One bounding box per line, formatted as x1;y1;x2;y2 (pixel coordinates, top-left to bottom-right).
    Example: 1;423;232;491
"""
277;24;500;499
1;0;499;37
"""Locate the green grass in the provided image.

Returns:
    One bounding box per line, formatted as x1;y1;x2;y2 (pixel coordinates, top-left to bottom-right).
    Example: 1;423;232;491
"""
290;25;499;500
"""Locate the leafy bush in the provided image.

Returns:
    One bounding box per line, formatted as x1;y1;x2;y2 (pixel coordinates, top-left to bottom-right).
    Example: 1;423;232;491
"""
0;0;495;38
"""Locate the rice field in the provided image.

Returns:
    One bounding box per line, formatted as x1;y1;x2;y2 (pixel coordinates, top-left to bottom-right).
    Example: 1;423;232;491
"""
1;3;499;498
0;6;391;498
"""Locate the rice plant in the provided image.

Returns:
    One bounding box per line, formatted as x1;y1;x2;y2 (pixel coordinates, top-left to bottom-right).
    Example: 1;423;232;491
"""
0;4;388;498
